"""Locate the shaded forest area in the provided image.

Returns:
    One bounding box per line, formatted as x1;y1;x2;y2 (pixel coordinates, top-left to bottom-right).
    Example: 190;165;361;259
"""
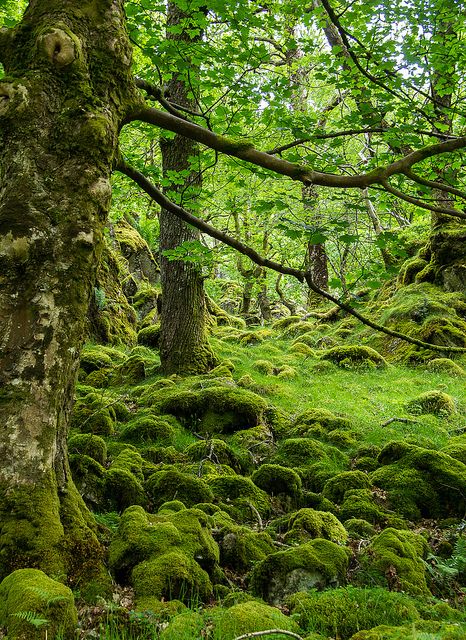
0;0;465;638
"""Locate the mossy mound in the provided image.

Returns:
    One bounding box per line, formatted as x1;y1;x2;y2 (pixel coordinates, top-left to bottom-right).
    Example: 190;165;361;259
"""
119;415;176;445
405;390;456;416
426;358;465;376
288;586;421;639
185;439;247;474
350;621;466;640
274;438;328;467
69;454;106;509
137;323;161;348
70;393;116;436
0;569;77;640
250;539;350;604
208;600;301;639
371;441;466;519
68;433;107;465
210;475;271;521
293;407;352;432
283;508;348;544
132;551;212;604
251;464;303;503
377;283;466;361
148;385;267;434
104;467;146;512
322;471;372;504
360;528;430;596
145;469;214;509
218;525;275;572
79;344;117;373
344;518;376;539
339;489;388;525
322;345;387;369
109;505;219;600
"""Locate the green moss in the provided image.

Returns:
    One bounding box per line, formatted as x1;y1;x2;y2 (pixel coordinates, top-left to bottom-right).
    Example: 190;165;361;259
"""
287;586;420;640
79;345;114;373
110;449;145;481
218;526;275;572
339;489;387;525
344;518;376;539
68;433;107;465
361;528;430;596
252;359;275;374
119;415;175;445
276;365;298;379
397;256;428;286
185;439;246;474
274;438;328;467
159;611;204;640
149;385;267;434
283;508;348;544
322;345;387;369
426;358;465;376
69;454;106;509
145;469;214;509
289;341;315;356
132;551;212;604
251;464;303;503
371;441;466;519
251;538;350;604
115;354;147;384
350;621;466;639
272;315;302;330
209;475;271;520
70;394;115;436
405;390;456;416
104;467;146;512
293;407;352;432
137;323;160;348
282;320;318;338
0;569;77;640
209;600;301;639
322;471;372;504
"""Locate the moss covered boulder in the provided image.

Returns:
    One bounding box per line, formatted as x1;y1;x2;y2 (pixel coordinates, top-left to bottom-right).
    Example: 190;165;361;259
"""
119;414;176;445
209;600;301;639
145;469;214;509
405;390;456;416
251;464;303;505
322;345;387;369
251;539;350;604
287;586;420;640
360;528;430;596
322;471;372;504
209;475;271;521
283;508;348;544
217;525;275;572
148;385;267;435
0;569;77;640
371;441;466;519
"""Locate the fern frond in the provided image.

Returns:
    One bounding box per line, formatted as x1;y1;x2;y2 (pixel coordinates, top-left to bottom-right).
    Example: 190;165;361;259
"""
12;610;49;628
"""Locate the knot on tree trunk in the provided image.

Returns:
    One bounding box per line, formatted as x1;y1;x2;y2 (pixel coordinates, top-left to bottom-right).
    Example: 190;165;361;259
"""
39;26;80;68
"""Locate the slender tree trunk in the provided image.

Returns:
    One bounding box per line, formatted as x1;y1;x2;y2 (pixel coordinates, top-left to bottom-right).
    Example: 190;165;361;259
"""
0;0;136;584
159;1;216;374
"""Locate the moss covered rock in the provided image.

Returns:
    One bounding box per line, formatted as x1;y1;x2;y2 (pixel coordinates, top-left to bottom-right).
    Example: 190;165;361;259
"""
119;415;175;445
145;469;214;509
218;526;275;572
371;441;466;519
287;586;420;640
137;323;161;348
185;439;246;474
283;508;348;544
360;528;430;596
250;539;350;604
426;358;466;376
274;438;328;467
293;407;352;432
68;433;107;465
322;471;372;504
209;475;271;520
405;390;456;416
322;345;387;369
209;600;301;639
149;385;267;434
0;569;77;640
251;464;303;504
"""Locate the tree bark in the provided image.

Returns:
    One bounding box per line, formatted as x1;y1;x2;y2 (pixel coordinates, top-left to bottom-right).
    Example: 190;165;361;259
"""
159;1;217;374
0;0;136;584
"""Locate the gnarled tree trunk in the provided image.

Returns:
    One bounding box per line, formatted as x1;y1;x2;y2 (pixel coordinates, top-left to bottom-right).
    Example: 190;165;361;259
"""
0;0;136;585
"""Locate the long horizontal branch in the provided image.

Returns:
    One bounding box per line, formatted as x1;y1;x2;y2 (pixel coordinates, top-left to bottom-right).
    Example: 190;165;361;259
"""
381;180;466;218
404;169;466;199
116;159;466;354
127;105;466;198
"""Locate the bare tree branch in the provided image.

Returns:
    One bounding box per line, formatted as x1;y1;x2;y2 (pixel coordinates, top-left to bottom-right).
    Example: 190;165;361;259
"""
404;169;466;200
381;180;466;219
116;158;466;354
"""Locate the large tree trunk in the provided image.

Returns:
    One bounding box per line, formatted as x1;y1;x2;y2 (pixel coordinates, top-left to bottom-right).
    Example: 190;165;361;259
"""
158;1;216;375
0;0;135;585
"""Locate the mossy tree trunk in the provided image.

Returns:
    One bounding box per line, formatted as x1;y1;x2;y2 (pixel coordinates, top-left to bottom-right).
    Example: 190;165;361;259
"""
158;1;216;375
0;0;137;583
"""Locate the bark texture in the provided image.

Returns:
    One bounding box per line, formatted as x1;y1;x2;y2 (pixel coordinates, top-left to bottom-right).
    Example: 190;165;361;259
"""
159;1;216;374
0;0;136;584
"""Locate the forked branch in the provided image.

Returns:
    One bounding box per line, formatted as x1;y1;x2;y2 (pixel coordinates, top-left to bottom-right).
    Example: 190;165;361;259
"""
116;158;466;354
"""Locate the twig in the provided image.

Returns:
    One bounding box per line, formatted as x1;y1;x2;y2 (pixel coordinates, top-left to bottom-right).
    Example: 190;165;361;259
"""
380;417;420;427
